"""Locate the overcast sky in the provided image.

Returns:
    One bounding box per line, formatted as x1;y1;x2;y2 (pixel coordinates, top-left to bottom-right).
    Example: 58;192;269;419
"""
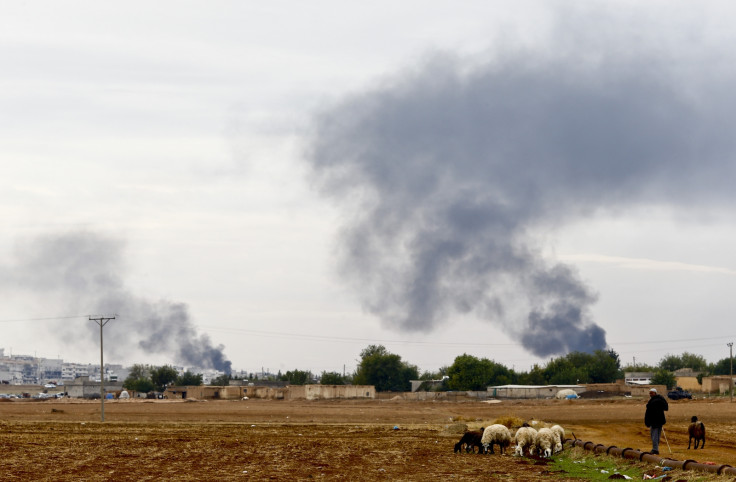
3;1;736;376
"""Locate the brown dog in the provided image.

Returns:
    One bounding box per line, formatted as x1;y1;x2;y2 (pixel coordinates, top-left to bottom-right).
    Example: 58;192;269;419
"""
687;416;706;449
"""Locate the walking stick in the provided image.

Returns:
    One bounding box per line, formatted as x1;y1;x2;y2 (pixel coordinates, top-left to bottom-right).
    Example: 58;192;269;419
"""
661;427;672;454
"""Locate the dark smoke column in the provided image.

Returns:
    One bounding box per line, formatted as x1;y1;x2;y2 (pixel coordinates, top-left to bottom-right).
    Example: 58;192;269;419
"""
305;54;612;357
6;231;232;373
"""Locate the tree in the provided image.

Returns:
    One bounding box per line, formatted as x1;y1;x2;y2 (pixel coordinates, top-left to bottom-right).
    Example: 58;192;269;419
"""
679;352;709;372
446;354;513;391
537;350;622;385
353;345;418;392
320;371;346;385
659;352;709;372
150;365;179;391
126;364;150;380
281;369;311;385
651;369;676;390
177;371;203;386
418;366;449;381
543;353;589;385
588;350;622;383
712;357;734;376
621;363;657;373
123;364;153;392
517;364;546;385
210;374;231;386
124;377;155;393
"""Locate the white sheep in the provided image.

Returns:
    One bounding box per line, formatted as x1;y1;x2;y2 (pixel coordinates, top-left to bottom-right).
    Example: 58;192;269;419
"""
550;424;565;453
513;426;537;456
533;427;557;457
480;424;512;455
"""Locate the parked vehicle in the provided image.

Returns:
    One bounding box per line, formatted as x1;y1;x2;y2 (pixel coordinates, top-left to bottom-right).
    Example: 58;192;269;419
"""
667;386;692;400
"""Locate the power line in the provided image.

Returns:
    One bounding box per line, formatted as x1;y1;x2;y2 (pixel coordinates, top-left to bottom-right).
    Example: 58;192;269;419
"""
196;324;736;350
0;315;90;323
2;315;735;358
197;325;521;346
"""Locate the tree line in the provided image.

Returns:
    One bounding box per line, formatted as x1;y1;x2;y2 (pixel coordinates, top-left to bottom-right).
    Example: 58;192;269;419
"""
344;346;733;392
123;365;206;393
124;347;733;393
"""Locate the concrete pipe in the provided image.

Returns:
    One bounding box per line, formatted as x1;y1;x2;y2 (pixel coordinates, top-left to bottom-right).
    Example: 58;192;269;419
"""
605;445;619;456
620;448;641;460
563;438;736;476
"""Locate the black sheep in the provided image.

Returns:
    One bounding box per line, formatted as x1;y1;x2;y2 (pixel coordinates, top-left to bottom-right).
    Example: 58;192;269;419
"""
453;428;485;454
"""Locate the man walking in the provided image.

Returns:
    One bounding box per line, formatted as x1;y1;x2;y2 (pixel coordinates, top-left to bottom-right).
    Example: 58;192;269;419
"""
644;388;668;454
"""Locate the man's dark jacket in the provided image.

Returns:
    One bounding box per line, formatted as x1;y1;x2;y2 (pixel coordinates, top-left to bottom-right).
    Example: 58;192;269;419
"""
644;394;668;428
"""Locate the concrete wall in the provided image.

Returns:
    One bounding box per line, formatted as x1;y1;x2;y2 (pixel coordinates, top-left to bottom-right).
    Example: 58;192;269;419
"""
488;386;559;399
304;385;375;400
674;376;701;392
629;385;668;397
164;385;247;400
164;384;376;400
702;376;735;394
244;386;288;399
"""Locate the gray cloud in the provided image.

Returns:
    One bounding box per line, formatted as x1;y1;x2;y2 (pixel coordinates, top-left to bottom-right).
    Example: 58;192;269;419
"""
305;44;736;357
4;231;231;373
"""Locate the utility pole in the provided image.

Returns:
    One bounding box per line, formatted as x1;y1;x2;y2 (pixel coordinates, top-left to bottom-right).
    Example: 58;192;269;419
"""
90;316;115;421
728;342;733;403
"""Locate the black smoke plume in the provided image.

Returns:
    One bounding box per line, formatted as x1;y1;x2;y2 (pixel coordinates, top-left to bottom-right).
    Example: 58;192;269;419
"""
6;231;231;373
306;44;736;357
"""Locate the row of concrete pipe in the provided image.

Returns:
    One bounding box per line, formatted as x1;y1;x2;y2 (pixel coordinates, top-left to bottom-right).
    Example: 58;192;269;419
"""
565;438;736;476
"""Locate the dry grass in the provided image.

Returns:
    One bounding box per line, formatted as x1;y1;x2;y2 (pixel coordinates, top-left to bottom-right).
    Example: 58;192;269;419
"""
492;414;527;429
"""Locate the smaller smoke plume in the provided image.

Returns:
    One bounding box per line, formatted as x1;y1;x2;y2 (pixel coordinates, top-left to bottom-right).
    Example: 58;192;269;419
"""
4;231;231;374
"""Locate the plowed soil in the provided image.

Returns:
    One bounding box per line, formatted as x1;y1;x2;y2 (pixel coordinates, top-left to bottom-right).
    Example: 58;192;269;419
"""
1;396;735;480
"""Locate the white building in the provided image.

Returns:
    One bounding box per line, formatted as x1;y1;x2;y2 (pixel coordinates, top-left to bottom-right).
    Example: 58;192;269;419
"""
62;363;90;381
624;372;653;385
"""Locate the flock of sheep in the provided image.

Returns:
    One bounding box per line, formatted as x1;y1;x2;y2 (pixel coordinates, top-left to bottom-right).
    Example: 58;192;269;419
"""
453;422;565;458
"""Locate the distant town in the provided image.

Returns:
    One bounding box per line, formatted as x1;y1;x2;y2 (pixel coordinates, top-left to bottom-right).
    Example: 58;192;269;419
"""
0;347;256;386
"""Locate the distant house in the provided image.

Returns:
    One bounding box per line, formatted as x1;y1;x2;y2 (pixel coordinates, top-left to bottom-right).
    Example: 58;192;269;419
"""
673;368;703;391
487;385;584;399
65;376;123;398
624;372;653;385
701;376;735;394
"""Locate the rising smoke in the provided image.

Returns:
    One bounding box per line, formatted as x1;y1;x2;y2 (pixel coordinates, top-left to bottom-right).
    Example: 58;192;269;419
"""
306;43;736;356
4;231;231;373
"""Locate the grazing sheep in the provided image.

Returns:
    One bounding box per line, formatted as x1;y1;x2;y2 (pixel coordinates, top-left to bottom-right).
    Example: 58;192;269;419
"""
533;427;557;457
513;426;537;457
480;424;512;455
688;416;706;449
550;424;565;453
454;428;484;454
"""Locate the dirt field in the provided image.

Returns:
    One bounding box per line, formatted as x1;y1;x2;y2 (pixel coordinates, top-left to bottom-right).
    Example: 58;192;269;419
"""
1;396;735;480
